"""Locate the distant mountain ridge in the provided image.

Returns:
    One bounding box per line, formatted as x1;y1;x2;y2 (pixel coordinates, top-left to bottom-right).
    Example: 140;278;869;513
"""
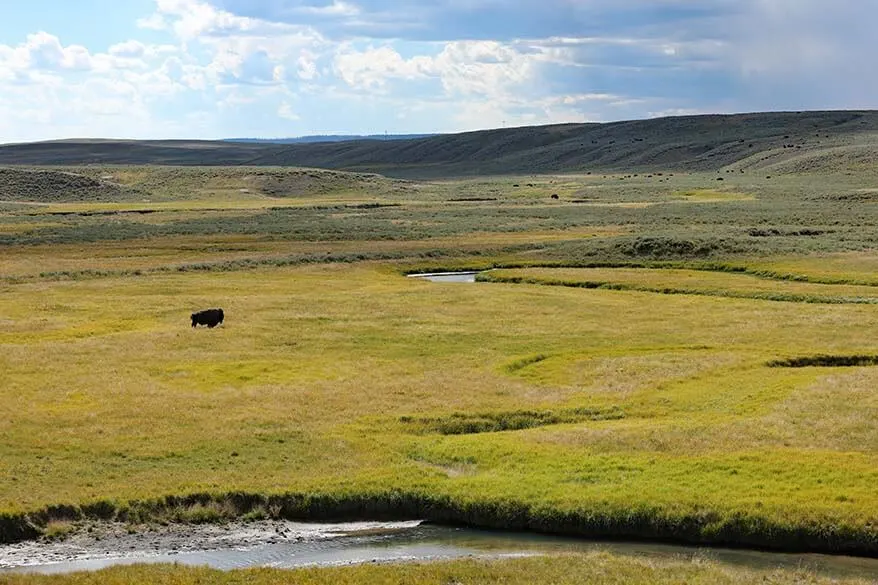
1;111;876;178
224;134;439;144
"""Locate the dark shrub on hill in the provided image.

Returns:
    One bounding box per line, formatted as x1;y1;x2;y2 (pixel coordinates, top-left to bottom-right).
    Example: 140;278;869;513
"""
614;237;749;259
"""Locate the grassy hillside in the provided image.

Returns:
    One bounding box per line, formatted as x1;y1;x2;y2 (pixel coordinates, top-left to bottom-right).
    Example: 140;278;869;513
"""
1;111;876;178
0;168;141;203
0;139;268;166
0;166;411;204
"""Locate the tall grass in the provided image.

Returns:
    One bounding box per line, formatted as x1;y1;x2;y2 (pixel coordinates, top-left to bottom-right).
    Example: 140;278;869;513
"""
2;487;876;555
5;551;874;585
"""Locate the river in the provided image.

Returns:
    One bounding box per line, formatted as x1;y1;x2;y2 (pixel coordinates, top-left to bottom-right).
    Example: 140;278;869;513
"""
2;521;876;578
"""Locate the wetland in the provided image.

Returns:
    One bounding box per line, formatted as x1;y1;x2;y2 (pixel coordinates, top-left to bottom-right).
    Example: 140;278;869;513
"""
0;161;876;584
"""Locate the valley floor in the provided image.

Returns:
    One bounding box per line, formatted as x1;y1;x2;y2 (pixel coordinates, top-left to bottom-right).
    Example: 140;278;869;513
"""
0;166;876;581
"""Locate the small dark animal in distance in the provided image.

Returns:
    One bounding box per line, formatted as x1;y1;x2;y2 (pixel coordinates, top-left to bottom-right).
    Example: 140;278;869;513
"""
191;308;224;328
551;194;559;200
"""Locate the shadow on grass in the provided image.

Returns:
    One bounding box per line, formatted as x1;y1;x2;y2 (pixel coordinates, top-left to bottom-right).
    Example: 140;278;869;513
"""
767;355;878;368
399;406;625;435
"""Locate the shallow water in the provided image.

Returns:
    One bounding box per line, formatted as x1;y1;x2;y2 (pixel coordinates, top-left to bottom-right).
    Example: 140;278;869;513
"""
408;271;480;283
2;521;877;579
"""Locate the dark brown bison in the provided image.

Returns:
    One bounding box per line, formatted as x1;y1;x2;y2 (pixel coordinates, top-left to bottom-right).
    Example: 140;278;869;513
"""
191;308;224;328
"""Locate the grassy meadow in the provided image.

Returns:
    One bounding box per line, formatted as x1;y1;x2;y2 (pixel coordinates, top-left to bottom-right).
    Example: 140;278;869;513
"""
1;165;877;580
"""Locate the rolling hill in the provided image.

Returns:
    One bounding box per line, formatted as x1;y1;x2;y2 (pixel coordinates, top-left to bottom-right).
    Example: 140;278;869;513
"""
1;111;876;178
225;134;438;144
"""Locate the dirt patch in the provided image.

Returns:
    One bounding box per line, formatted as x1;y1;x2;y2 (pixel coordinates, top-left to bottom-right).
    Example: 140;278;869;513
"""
0;520;421;569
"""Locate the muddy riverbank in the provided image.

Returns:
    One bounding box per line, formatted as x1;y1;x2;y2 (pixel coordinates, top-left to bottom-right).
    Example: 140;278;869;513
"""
3;520;878;579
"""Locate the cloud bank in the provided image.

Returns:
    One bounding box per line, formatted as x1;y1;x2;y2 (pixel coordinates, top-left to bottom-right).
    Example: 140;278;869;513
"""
0;0;875;141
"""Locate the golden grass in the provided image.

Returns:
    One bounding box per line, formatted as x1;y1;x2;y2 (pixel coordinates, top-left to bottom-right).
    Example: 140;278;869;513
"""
674;189;755;202
0;222;66;234
2;552;874;585
1;262;876;546
0;228;624;279
1;170;877;563
747;252;878;285
483;266;878;302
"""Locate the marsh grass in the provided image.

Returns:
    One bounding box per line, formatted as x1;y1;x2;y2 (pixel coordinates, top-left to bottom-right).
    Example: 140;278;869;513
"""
400;406;625;435
478;267;878;304
4;551;875;585
1;263;876;555
40;520;75;541
1;167;878;563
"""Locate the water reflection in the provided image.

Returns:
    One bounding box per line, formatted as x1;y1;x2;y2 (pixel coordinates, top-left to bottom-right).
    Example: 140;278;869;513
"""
408;272;480;283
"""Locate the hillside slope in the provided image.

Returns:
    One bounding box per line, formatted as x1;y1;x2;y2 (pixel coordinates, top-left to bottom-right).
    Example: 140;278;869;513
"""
1;111;876;177
0;166;409;203
0;168;141;202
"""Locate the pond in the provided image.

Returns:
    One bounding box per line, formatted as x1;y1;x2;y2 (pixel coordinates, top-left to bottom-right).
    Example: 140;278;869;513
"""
407;271;481;283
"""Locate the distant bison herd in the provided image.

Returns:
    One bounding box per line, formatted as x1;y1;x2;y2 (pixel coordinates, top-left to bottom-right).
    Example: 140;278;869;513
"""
191;308;224;328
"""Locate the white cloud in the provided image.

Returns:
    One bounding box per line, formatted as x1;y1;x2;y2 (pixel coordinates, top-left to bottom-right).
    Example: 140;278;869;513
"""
332;39;557;99
298;1;360;17
137;13;168;30
109;40;147;58
333;45;433;90
297;50;319;80
1;0;876;142
278;101;300;120
15;32;94;72
433;41;535;97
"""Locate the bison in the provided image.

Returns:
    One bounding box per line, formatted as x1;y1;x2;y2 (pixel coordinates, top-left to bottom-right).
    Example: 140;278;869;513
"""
191;308;224;328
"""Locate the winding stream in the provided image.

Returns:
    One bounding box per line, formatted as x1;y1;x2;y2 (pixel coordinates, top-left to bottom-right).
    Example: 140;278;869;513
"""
2;521;877;578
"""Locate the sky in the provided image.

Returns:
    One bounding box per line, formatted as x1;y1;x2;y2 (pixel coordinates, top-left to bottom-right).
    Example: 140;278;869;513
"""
0;0;876;142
